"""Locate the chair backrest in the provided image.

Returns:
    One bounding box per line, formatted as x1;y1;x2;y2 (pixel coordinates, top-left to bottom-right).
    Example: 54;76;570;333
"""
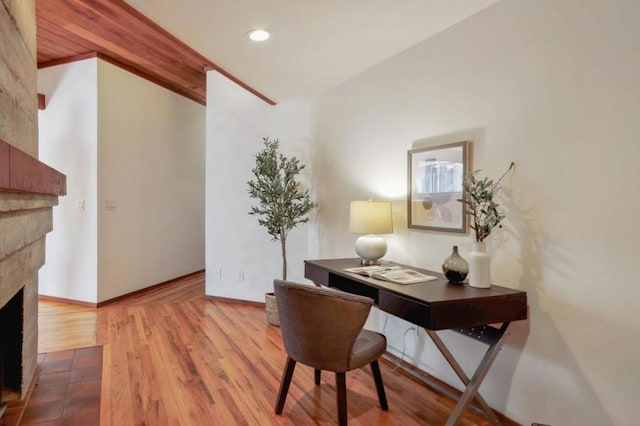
274;280;373;372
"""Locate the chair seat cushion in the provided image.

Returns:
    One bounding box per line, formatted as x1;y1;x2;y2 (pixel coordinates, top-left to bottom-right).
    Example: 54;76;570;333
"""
349;329;386;370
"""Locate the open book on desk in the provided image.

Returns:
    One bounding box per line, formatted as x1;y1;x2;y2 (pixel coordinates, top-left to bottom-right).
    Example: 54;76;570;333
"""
343;266;438;285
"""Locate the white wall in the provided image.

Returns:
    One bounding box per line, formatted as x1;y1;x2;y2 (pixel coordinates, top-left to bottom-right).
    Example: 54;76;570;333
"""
38;58;205;303
97;60;206;302
38;59;99;303
313;0;640;425
205;71;317;302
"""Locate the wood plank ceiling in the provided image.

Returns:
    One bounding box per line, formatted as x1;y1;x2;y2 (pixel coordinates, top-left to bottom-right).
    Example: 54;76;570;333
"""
36;0;275;106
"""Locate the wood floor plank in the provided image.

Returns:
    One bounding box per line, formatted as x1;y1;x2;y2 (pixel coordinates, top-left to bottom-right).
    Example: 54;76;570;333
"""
37;271;515;425
100;343;112;426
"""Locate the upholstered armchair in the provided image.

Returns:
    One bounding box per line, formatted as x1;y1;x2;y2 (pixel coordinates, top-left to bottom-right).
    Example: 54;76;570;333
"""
273;279;388;425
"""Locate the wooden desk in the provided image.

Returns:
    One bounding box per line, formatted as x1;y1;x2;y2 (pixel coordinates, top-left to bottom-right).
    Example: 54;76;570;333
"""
304;258;528;425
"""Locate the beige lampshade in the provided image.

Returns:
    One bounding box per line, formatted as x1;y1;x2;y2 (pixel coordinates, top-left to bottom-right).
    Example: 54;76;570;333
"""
350;201;393;234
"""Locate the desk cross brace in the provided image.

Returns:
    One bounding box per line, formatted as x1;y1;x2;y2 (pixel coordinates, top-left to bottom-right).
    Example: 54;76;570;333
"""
424;322;511;426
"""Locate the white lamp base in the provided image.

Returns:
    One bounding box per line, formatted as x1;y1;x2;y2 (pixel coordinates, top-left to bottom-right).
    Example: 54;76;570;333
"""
354;235;387;265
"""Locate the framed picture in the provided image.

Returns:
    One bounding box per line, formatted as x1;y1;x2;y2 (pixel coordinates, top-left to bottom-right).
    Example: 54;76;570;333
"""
407;141;470;233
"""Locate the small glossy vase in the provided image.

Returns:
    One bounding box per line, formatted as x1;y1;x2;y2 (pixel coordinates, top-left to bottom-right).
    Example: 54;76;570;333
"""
468;242;491;288
442;246;468;284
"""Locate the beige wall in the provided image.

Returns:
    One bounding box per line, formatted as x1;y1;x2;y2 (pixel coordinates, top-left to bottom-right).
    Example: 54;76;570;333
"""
38;58;205;304
38;59;99;303
313;0;640;424
97;60;205;302
205;71;318;302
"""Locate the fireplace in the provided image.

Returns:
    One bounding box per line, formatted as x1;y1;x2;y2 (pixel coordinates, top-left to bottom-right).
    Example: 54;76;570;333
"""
0;288;24;412
0;0;66;419
0;139;65;418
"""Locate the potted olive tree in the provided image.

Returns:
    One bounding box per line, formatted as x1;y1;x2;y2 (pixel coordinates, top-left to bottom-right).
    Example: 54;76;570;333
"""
247;137;318;325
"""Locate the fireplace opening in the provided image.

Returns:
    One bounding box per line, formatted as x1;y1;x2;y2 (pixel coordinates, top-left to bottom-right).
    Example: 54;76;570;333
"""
0;288;24;415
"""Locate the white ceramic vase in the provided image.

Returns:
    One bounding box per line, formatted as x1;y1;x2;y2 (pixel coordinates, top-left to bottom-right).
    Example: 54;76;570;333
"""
468;241;491;288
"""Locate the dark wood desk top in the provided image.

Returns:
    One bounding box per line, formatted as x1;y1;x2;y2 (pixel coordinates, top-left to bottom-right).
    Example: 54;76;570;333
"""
304;258;527;331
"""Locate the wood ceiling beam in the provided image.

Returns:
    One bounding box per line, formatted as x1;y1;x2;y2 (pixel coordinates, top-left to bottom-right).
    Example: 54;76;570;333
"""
36;0;276;106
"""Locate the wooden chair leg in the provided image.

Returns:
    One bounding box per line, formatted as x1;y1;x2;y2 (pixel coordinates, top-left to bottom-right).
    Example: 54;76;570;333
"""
275;357;296;414
371;360;388;411
315;369;321;385
335;372;347;426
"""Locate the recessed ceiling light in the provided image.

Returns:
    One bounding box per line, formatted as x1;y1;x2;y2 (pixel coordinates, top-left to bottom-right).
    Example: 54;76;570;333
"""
247;29;270;42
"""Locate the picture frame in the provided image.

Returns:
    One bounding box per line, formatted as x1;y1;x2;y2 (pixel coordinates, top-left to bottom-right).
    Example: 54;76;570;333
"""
407;141;470;233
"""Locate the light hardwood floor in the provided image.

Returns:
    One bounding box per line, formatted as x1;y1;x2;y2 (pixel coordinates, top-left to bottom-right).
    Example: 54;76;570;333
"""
37;272;509;425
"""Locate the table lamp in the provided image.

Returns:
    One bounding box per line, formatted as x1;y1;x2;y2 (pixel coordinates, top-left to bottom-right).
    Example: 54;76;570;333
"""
350;200;393;265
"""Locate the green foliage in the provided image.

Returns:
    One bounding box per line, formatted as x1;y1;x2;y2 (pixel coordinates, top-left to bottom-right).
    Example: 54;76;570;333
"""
247;137;318;279
458;162;514;242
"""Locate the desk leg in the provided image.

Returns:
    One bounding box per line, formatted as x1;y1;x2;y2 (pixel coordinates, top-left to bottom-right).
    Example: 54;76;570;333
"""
424;322;510;426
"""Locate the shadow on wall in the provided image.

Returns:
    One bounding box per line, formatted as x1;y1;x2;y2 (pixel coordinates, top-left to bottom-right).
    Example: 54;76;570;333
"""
388;127;530;414
293;135;322;264
503;187;614;425
310;137;358;258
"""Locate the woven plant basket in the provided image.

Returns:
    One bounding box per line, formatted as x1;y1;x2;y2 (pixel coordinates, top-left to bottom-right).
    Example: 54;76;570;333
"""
265;292;280;326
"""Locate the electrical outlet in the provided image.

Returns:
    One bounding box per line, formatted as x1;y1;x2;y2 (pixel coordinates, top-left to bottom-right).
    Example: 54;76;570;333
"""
237;271;244;281
215;269;222;279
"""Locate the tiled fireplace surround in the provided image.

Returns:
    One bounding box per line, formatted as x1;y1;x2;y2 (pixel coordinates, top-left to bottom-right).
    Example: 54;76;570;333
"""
0;139;65;415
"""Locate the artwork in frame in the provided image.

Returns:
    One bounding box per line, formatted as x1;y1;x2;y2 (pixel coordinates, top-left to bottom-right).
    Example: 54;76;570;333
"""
407;141;470;233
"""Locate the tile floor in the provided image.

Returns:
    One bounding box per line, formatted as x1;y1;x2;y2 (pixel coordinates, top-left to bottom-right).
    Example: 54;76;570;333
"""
0;346;103;426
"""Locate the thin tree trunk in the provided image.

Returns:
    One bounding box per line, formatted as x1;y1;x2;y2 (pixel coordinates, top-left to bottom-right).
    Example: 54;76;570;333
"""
281;231;287;280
